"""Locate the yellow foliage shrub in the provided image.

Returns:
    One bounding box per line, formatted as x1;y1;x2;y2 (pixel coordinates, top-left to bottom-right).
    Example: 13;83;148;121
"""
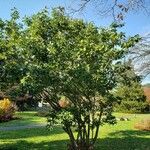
0;98;16;122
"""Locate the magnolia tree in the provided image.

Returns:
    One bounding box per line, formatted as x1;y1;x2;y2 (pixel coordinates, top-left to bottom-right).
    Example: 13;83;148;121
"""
0;8;140;150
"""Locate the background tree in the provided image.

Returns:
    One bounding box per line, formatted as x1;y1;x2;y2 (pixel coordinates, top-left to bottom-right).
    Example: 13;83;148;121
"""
0;8;36;110
129;34;150;77
71;0;150;21
114;60;148;113
0;8;140;150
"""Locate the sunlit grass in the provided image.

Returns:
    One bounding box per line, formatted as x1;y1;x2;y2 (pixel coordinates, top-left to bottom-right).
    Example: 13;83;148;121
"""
0;111;47;127
0;112;149;150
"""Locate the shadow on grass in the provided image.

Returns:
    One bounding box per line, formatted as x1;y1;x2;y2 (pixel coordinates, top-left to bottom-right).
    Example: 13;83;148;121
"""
108;129;150;137
0;126;65;140
0;130;149;150
97;130;150;150
0;140;69;150
96;137;149;150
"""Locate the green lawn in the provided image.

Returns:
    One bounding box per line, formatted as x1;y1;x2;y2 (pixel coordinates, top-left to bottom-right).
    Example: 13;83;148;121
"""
0;111;46;127
0;112;149;150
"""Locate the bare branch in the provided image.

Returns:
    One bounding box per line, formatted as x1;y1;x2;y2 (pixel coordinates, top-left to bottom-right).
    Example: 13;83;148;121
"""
129;33;150;76
70;0;150;21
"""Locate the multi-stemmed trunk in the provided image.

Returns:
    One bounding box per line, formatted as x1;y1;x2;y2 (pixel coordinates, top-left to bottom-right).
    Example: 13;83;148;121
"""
64;111;103;150
40;89;104;150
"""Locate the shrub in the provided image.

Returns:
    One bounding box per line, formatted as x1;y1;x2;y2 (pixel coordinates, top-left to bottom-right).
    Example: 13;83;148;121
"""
58;97;71;108
114;100;148;113
37;106;51;117
0;98;17;122
134;119;150;131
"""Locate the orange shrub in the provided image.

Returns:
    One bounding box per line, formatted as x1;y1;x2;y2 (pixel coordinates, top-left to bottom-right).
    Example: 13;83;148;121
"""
58;97;71;108
0;98;16;122
134;119;150;131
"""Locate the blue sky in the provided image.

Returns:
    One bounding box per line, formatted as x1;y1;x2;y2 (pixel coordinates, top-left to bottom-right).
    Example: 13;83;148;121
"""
0;0;150;84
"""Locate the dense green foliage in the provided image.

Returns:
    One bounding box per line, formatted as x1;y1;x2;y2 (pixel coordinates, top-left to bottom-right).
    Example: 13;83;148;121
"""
114;81;148;113
114;61;148;113
0;8;140;149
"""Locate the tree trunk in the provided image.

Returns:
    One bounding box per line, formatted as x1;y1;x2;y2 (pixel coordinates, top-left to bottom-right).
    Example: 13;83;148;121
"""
67;142;94;150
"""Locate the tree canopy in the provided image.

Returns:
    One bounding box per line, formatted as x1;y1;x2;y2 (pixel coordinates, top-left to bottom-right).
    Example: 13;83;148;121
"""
0;8;140;150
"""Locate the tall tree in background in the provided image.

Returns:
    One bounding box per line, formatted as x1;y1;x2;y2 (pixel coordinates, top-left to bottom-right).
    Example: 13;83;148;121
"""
0;8;24;96
114;60;148;113
0;9;34;109
0;8;140;150
129;34;150;77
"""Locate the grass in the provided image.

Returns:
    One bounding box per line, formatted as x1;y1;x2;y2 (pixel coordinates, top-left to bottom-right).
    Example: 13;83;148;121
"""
0;112;150;150
0;111;47;127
